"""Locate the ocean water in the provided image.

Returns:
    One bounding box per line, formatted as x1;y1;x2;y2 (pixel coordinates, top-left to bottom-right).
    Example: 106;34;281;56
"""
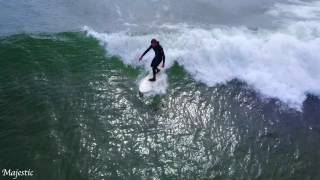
1;0;320;180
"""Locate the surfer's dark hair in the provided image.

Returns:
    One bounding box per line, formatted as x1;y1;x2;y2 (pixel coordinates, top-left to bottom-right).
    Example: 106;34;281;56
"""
151;39;159;44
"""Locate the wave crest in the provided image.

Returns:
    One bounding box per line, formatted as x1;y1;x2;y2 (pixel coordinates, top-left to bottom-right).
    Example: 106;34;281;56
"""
83;22;320;109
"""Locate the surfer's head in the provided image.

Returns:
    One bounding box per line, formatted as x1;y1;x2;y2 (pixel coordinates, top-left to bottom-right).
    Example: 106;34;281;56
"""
151;38;158;47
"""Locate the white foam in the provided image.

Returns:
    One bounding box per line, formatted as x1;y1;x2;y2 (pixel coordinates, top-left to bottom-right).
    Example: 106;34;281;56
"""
82;1;320;109
138;71;168;96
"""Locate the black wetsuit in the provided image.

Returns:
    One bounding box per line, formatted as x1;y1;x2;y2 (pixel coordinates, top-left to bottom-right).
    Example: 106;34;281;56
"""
141;43;165;79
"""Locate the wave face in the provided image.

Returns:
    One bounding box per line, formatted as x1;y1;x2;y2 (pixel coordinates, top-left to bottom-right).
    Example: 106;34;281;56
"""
84;16;320;109
2;32;320;180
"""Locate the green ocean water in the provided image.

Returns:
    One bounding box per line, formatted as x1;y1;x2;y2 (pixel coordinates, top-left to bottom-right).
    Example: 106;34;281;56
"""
0;33;320;180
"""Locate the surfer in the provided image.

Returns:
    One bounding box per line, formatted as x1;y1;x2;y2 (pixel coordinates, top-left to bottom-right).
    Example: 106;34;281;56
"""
139;39;165;81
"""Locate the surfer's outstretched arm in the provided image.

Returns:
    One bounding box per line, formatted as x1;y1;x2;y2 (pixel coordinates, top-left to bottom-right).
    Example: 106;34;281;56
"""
139;46;152;61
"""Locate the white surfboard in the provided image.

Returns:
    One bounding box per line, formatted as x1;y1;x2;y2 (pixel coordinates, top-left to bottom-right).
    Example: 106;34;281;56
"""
139;70;168;96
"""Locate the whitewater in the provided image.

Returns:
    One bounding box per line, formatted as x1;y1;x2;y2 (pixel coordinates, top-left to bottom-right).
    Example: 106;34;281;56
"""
84;1;320;110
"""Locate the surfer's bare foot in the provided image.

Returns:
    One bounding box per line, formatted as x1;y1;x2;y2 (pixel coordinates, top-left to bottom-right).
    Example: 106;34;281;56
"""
149;78;156;81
